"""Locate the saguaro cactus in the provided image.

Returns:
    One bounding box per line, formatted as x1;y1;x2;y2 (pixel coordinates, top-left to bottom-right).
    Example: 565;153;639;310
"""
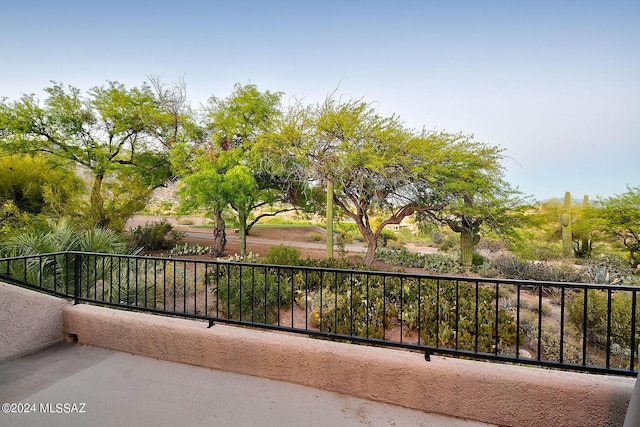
573;195;592;258
560;191;572;256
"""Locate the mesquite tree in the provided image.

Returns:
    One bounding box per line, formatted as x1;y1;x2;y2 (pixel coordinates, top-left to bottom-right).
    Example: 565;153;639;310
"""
0;81;186;231
415;134;523;270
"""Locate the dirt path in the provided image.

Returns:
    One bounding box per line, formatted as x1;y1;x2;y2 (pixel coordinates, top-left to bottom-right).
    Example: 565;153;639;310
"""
128;215;364;261
128;215;437;272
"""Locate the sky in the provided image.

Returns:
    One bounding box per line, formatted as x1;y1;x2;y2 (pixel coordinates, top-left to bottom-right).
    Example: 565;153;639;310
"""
1;0;638;202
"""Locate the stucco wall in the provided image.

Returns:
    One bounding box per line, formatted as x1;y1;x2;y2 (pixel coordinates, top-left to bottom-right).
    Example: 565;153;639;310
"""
64;304;634;427
0;282;71;361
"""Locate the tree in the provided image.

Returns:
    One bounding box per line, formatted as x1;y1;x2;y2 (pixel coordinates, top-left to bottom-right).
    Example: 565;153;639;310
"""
0;81;180;231
414;134;524;270
267;98;466;265
178;83;295;256
594;185;640;268
0;155;83;238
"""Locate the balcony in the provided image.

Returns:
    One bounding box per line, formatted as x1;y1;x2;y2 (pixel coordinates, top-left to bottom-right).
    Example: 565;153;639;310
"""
1;252;637;426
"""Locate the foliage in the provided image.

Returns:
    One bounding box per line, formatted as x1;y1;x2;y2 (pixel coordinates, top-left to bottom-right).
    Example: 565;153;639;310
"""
263;97;519;265
375;245;462;273
211;263;293;324
568;289;640;354
0;80;186;231
170;243;213;257
592;185;640;268
264;245;301;266
0;221;128;297
414;135;524;270
584;254;639;285
416;280;520;352
129;220;184;251
378;229;398;246
1;219;126;256
301;274;519;352
0;155;83;237
488;253;585;283
178;83;306;256
0;155;82;216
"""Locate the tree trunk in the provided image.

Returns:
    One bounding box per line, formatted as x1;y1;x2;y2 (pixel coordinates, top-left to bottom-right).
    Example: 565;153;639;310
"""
90;174;106;228
460;229;473;272
362;228;378;265
238;210;247;256
210;208;226;257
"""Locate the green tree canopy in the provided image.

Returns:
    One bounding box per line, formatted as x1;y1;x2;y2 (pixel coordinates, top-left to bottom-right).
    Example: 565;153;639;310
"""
0;81;187;231
593;185;640;268
414;134;524;270
178;83;301;256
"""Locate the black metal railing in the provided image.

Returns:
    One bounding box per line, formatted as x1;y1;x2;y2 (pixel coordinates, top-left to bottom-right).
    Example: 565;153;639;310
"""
1;251;638;376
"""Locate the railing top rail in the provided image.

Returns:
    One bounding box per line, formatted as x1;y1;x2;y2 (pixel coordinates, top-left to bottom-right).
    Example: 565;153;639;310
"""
1;250;637;291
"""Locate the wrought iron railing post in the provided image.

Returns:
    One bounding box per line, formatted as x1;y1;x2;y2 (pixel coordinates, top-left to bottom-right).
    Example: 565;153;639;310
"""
74;253;81;304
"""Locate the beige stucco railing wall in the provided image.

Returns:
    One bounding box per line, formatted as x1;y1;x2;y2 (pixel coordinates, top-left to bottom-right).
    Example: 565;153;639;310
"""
64;303;634;427
0;282;71;361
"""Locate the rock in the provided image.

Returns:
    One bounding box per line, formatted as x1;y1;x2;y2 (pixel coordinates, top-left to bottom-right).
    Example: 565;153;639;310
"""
519;349;533;358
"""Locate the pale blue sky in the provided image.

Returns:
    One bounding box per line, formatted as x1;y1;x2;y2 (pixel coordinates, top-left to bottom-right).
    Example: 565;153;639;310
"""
1;1;638;201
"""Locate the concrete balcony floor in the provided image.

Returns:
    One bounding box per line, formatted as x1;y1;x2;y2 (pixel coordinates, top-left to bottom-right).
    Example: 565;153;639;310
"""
0;342;491;427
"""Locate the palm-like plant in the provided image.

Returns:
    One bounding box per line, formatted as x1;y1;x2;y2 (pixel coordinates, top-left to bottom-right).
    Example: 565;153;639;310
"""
1;220;127;295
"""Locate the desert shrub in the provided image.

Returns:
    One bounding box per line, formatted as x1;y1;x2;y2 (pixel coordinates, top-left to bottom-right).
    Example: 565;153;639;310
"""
476;237;507;253
211;264;293;324
130;220;184;250
489;253;585;283
225;252;261;263
378;229;398;247
264;245;301;266
438;233;459;252
584;254;638;285
376;246;422;267
298;272;519;353
375;246;461;273
422;253;462;274
430;230;445;245
568;289;640;354
336;222;359;243
177;218;194;225
417;280;520;352
1;221;128;295
308;232;323;242
302;257;361;270
567;287;640;368
472;252;487;266
170;243;212;256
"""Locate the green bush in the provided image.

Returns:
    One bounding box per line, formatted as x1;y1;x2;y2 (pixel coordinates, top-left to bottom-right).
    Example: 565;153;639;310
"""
417;280;520;352
438;233;459;252
378;229;398;247
472;252;487;266
264;245;301;266
211;264;293;324
302;258;361;270
308;232;323;242
336;222;361;242
130;220;184;250
568;288;640;358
